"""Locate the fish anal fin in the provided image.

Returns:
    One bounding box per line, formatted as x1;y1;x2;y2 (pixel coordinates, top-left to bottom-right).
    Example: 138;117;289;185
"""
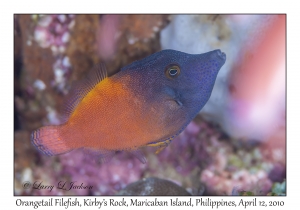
61;63;108;123
130;149;147;164
82;147;115;164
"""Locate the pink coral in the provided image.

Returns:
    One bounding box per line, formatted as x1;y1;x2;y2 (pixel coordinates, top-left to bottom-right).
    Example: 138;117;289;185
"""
32;150;146;195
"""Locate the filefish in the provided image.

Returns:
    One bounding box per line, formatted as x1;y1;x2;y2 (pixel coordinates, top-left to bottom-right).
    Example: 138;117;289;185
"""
31;49;226;163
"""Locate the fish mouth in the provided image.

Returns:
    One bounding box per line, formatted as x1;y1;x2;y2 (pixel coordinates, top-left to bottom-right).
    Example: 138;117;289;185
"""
216;49;226;61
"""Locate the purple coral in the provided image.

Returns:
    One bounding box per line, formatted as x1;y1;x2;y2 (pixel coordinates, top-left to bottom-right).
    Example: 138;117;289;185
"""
157;121;212;174
32;150;146;195
34;15;75;52
34;15;75;93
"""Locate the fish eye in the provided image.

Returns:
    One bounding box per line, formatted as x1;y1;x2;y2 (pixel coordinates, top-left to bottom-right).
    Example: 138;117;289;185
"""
165;64;181;79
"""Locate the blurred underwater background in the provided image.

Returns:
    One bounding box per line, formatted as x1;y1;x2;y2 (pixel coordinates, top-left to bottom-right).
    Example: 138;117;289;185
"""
14;14;286;196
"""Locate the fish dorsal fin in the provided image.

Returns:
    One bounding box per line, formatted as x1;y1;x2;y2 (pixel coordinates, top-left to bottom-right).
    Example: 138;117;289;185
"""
61;63;108;123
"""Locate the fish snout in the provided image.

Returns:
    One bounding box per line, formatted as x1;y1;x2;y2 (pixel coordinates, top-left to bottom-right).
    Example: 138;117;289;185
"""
208;49;226;68
216;49;226;61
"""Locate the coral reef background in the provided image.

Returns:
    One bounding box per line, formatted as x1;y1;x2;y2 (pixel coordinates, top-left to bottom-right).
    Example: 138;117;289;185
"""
14;14;286;196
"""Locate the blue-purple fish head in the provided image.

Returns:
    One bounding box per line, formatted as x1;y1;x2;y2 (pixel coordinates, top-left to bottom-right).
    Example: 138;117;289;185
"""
121;49;226;131
161;49;226;120
178;49;226;109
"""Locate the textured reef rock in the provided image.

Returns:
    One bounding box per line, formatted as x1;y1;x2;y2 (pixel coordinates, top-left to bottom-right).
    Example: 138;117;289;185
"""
116;177;191;196
142;118;281;196
32;151;147;195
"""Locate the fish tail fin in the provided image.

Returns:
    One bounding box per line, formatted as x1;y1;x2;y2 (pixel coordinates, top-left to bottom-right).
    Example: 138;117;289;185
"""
31;126;72;156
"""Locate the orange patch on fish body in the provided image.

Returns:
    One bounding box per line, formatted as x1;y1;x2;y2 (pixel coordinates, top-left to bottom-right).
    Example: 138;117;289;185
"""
59;75;168;152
